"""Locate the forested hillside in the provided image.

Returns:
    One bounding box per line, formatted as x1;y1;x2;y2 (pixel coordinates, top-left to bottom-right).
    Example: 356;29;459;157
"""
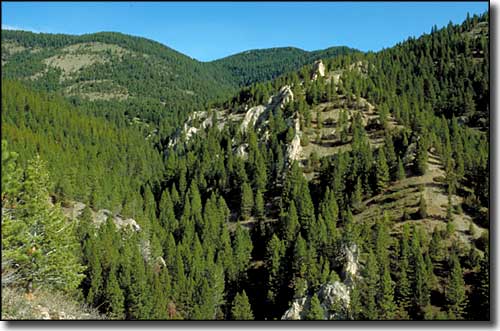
210;46;358;86
2;30;356;128
1;12;489;321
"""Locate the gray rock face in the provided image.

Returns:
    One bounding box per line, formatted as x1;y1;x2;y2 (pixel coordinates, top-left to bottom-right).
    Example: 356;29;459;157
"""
286;117;302;162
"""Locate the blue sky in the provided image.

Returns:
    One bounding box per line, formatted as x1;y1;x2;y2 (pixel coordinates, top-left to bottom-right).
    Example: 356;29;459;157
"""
2;1;488;62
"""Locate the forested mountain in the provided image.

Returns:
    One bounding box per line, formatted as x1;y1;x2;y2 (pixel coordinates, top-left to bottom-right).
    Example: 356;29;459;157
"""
1;30;356;127
210;46;358;86
1;11;489;321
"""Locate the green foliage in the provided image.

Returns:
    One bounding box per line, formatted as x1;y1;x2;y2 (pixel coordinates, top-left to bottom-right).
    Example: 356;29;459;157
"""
2;147;85;293
446;254;467;318
306;294;325;320
375;148;390;193
418;195;428;219
231;290;254;320
240;182;254;220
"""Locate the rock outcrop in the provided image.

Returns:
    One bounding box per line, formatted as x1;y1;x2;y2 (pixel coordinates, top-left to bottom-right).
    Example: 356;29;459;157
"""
281;297;307;320
61;201;141;232
268;85;294;110
312;60;326;80
286;117;302;162
287;133;302;162
240;105;266;132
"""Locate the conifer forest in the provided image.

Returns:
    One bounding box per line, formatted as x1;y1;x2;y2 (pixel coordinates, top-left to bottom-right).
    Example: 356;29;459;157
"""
1;5;490;321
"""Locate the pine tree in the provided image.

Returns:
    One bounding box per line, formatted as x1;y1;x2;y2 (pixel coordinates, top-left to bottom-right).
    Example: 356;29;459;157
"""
418;195;428;219
2;154;85;293
396;157;406;181
397;224;412;314
412;228;430;314
240;182;254;220
231;290;254;320
380;264;397;319
105;270;125;319
446;253;467;319
266;234;285;303
352;178;363;211
254;190;265;220
283;201;299;244
364;249;379;320
306;294;325;320
349;282;362;320
375;148;390;193
415;139;428;175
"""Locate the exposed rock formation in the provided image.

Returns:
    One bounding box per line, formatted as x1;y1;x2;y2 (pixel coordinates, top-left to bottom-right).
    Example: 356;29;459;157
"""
268;85;294;110
287;133;302;162
312;60;326;80
240;105;266;132
61;201;141;232
340;243;360;287
281;297;307;320
318;282;350;319
286;117;302;162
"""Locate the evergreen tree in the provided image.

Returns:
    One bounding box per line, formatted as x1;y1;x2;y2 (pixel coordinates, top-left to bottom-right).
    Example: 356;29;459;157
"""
240;182;254;220
254;190;265;220
105;270;125;320
446;254;467;319
396;157;406;181
306;294;325;320
2;154;85;293
380;264;397;319
364;249;379;320
415;139;428;175
266;234;285;303
231;290;254;320
418;195;428;219
375;148;390;193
